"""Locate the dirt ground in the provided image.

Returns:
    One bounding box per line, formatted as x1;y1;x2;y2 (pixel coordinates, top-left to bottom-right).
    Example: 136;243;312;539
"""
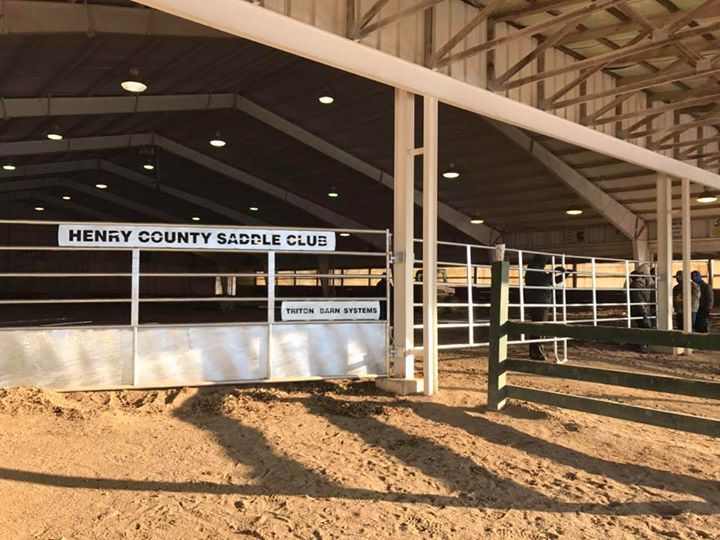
1;343;718;539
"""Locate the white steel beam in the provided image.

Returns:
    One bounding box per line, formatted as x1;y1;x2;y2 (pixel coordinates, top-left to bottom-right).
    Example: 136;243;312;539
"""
0;93;497;243
130;0;720;191
0;134;153;156
0;178;59;193
35;193;120;221
423;96;439;397
656;174;674;332
0;159;99;177
0;135;381;242
393;88;416;380
98;160;267;227
0;1;226;37
234;97;497;245
3;178;175;222
61;179;179;223
0;95;235;118
153;135;383;244
681;178;692;338
0;157;270;227
490;121;646;242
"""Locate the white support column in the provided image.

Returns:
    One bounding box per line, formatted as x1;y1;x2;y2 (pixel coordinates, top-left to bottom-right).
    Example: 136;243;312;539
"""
392;88;416;380
423;96;439;397
709;259;715;289
656;174;674;332
267;252;276;380
130;249;140;387
682;178;692;338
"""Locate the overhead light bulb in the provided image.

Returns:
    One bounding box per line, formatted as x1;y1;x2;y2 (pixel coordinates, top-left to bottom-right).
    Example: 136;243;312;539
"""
339;232;350;237
2;163;16;171
697;191;718;204
46;125;63;141
442;162;460;179
249;205;259;212
143;163;154;171
470;218;484;224
210;132;226;147
95;183;108;190
566;209;583;216
62;195;71;201
327;187;339;198
121;67;147;93
192;216;201;222
319;95;334;105
34;206;44;212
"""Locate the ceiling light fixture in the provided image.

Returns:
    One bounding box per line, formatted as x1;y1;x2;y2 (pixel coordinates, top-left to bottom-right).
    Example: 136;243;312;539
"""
318;95;334;105
34;206;45;212
46;125;63;141
62;195;71;201
192;216;201;222
121;67;147;93
339;232;350;237
470;218;484;224
327;187;339;198
697;191;718;204
442;162;460;179
249;205;259;212
566;208;583;216
143;162;154;171
2;163;16;171
95;183;108;190
210;132;226;147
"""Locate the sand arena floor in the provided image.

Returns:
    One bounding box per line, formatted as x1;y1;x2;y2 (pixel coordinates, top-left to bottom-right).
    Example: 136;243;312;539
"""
0;343;718;539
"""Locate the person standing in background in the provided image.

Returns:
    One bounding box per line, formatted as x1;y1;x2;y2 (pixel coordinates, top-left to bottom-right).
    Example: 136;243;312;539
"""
524;254;567;361
691;270;714;333
673;270;700;331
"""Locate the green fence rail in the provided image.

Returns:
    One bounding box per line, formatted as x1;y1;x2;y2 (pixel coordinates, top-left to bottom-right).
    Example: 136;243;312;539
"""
488;261;720;437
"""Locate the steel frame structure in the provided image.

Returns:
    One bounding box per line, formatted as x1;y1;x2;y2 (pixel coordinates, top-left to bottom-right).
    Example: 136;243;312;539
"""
130;0;718;394
0;219;391;390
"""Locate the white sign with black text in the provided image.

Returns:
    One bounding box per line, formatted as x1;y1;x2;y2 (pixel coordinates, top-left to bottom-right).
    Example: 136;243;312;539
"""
281;301;381;321
58;224;336;251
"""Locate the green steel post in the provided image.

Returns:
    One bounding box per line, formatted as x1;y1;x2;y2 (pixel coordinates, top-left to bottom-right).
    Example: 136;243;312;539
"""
488;261;509;411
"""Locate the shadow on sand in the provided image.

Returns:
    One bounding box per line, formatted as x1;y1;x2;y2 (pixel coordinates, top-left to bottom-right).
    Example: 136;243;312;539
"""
0;382;717;517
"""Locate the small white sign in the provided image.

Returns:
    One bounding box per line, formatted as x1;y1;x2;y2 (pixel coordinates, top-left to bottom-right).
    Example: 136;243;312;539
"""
281;301;381;321
58;224;335;251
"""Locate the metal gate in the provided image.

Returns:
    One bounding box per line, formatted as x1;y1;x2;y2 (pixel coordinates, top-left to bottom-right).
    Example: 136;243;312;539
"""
416;240;657;361
0;220;390;390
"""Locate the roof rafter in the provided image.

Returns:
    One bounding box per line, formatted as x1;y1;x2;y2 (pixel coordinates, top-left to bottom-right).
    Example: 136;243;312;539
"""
0;93;499;244
438;0;631;68
503;19;720;92
0;133;381;242
355;0;445;40
0;158;269;226
552;62;720;110
558;6;718;45
128;0;720;190
429;0;506;68
590;89;720;126
489;121;646;241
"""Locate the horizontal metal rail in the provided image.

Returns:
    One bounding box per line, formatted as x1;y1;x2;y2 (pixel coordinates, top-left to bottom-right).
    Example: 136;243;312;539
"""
509;320;720;351
0;218;388;236
505;359;720;400
506;386;720;437
489;261;720;438
0;298;130;305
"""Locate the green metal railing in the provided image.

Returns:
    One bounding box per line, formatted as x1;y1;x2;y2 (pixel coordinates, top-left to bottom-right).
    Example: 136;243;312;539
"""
488;261;720;437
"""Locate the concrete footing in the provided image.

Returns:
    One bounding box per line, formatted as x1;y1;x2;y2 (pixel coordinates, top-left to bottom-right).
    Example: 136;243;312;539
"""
376;377;424;395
